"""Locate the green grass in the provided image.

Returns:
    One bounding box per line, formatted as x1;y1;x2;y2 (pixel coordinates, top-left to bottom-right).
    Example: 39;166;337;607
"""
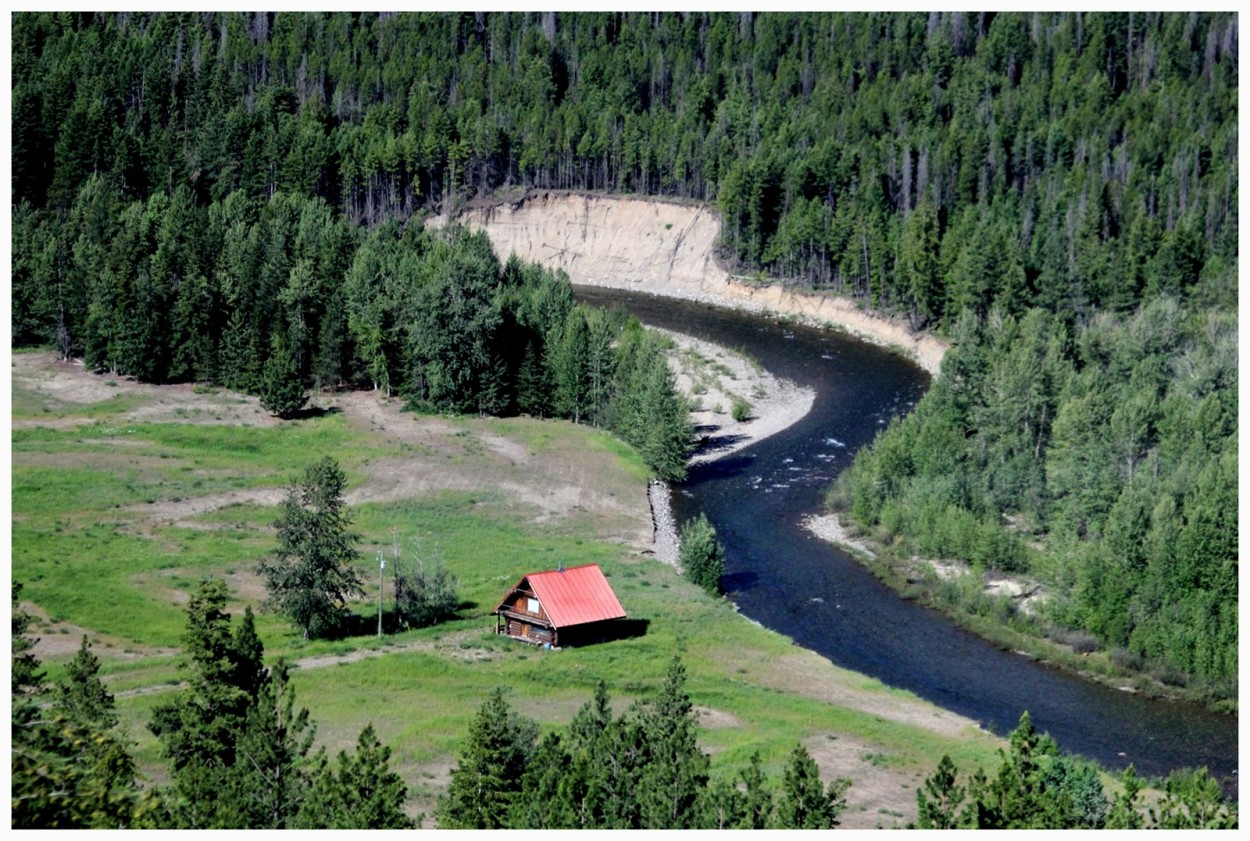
12;377;1009;820
11;388;143;420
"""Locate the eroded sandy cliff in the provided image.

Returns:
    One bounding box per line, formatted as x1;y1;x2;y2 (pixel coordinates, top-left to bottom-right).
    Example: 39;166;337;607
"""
439;192;947;376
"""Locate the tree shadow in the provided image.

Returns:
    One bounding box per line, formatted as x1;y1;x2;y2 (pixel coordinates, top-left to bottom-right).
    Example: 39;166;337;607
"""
693;432;750;459
721;570;758;593
287;405;341;421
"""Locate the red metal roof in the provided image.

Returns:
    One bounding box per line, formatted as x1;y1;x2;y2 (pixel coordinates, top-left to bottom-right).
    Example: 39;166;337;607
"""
494;563;626;628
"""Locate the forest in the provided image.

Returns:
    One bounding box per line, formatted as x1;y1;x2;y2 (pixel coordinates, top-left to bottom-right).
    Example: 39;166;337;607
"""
13;582;1235;828
8;9;1239;824
10;8;1237;699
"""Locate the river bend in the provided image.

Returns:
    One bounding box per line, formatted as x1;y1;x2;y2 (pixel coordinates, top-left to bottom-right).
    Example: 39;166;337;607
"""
576;286;1238;795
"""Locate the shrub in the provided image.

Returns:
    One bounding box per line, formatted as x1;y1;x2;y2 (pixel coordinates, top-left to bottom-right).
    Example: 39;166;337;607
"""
394;557;460;629
678;513;725;596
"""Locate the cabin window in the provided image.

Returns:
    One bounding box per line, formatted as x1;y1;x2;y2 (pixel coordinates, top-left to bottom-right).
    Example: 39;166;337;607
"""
527;598;540;614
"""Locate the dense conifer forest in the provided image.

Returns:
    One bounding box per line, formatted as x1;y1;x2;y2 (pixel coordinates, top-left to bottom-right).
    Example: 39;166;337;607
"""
9;9;1238;814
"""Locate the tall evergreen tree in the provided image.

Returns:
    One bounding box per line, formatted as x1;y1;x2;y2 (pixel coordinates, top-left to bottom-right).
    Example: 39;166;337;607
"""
915;754;967;828
437;687;538;828
295;724;415;828
225;661;316;828
636;657;710;828
258;330;309;418
11;582;44;699
12;585;150;828
149;580;271;827
775;743;849;829
257;456;364;640
52;636;118;730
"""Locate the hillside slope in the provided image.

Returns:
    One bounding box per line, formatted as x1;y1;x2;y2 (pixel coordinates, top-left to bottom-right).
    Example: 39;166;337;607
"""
440;192;947;376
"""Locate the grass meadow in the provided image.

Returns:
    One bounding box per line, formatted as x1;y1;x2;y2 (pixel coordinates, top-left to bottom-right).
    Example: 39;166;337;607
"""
10;353;1007;825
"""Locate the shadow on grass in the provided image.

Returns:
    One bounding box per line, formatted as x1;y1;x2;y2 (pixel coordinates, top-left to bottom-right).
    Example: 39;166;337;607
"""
284;405;341;421
558;617;651;648
326;607;463;640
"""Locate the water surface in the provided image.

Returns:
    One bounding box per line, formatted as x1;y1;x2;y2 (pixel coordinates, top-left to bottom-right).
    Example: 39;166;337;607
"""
577;286;1238;793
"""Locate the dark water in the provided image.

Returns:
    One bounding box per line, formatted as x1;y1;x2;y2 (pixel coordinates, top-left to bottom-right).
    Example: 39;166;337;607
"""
576;286;1238;795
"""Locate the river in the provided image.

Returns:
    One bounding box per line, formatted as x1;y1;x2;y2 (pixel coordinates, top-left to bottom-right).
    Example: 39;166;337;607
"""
575;286;1238;795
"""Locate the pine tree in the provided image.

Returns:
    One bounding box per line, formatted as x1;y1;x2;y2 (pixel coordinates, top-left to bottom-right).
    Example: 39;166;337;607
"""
738;751;774;828
509;733;579;828
437;687;538;828
515;338;553;417
52;636;118;730
11;581;44;698
699;778;746;829
296;724;414;828
225;661;316;828
916;754;966;828
1103;765;1145;829
677;513;726;595
775;743;849;829
257;456;364;640
149;580;272;827
259;330;308;418
636;657;710;828
11;587;149;828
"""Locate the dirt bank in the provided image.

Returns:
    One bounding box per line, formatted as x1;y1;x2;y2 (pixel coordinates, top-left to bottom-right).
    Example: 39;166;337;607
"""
437;191;947;377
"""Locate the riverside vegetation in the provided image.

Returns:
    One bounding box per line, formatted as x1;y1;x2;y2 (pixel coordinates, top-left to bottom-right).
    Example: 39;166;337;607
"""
10;9;1237;827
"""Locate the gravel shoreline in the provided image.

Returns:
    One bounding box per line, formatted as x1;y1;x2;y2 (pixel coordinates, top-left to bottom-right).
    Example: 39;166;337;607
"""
648;330;816;567
648;479;681;571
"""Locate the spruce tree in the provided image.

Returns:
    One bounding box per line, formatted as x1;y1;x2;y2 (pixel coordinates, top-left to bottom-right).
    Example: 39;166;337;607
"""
515;339;552;417
437;687;538;828
149;580;271;827
296;724;414;828
738;751;774;829
257;456;364;640
699;778;747;829
11;588;148;828
225;661;316;828
678;513;726;595
775;744;849;829
53;636;118;730
11;581;44;698
509;733;579;828
259;331;308;419
916;754;966;828
636;657;710;829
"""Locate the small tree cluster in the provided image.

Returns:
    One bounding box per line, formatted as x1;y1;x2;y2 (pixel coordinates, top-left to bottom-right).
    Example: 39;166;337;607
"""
11;583;157;828
437;657;849;829
393;541;459;629
914;711;1237;829
678;513;726;595
147;579;412;829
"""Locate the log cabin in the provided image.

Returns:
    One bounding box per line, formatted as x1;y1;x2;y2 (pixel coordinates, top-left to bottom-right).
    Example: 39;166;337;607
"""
492;563;626;647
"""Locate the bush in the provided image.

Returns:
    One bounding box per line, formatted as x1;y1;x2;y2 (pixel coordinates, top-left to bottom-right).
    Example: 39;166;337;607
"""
394;558;460;629
1109;647;1145;671
1049;626;1101;654
730;395;752;422
678;514;725;596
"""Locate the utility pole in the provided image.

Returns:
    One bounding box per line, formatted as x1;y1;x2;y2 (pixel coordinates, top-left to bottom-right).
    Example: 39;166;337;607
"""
391;528;401;622
378;551;385;639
